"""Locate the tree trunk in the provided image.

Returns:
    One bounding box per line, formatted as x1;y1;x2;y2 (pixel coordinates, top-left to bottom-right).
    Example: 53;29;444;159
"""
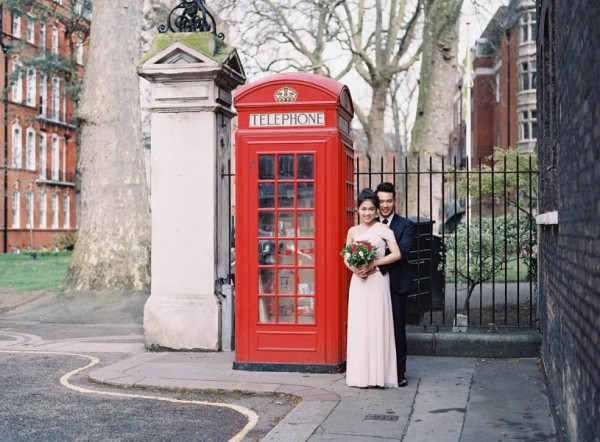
409;0;463;229
66;0;150;290
365;80;390;165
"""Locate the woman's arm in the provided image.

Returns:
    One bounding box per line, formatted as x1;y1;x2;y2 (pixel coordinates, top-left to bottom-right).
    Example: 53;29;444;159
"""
343;227;367;276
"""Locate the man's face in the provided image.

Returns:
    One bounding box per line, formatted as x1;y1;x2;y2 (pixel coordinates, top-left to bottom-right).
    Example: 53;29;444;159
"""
377;191;395;218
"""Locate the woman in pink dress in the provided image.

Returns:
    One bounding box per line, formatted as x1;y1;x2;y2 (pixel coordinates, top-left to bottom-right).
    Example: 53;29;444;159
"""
344;188;401;388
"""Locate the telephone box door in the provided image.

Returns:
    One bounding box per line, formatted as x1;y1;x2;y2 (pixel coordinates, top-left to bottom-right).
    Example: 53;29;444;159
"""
239;140;326;363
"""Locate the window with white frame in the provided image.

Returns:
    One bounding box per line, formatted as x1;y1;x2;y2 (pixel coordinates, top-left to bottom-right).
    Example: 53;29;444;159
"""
51;26;59;55
39;22;46;55
40;73;48;116
12;191;20;228
12;13;20;37
26;128;36;171
39;193;47;228
495;73;500;102
39;132;47;179
76;36;84;64
25;191;34;229
11;60;23;103
51;193;58;228
26;67;36;106
27;15;35;43
63;194;70;228
496;122;501;149
519;12;537;44
11;124;22;169
51;76;60;120
519;60;537;91
62;95;67;126
519;110;538;141
61;133;67;181
51;135;59;180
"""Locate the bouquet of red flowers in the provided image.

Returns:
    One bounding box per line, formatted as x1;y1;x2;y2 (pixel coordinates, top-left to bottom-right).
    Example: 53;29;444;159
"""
340;240;378;267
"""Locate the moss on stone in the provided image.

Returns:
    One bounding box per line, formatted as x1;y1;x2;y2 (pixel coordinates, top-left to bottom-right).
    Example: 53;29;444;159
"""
138;32;233;67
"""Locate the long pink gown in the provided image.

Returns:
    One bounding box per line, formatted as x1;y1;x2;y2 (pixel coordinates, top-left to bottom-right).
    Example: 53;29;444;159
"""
346;223;398;388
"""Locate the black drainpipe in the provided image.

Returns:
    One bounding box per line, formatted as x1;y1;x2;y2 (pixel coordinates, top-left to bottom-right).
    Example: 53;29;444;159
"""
505;29;511;148
1;6;9;253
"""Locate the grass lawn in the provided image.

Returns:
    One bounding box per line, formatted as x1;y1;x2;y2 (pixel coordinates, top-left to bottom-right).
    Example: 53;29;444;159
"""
444;258;534;283
0;252;71;293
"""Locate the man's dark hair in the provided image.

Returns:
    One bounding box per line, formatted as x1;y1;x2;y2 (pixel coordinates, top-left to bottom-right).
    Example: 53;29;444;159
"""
376;182;396;198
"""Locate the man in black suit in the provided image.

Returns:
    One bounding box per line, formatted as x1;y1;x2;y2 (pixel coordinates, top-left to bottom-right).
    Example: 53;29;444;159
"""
376;182;416;387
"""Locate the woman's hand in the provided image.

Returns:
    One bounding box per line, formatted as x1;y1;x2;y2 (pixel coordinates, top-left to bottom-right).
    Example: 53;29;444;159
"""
366;260;377;272
353;265;369;279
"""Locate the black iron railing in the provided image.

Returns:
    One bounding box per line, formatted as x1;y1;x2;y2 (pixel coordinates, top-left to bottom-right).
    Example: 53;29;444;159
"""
226;154;539;330
355;155;538;329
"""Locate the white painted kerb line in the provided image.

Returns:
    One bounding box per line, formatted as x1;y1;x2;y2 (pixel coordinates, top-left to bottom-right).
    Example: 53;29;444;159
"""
0;349;259;442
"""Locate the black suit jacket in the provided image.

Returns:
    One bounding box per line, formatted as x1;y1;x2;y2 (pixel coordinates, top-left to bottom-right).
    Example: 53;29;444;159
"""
379;215;416;294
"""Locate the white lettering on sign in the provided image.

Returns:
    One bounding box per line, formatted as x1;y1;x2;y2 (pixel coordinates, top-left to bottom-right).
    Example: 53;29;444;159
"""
249;112;325;127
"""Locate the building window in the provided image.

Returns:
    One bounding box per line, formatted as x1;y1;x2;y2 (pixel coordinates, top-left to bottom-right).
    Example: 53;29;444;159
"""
12;191;20;228
63;194;70;228
519;60;537;91
26;128;36;171
51;135;60;181
11;60;23;103
496;122;501;149
39;132;47;179
62;95;67;125
27;16;35;43
11;124;22;169
12;13;21;37
495;73;500;102
39;22;46;56
51;76;60;120
25;191;34;229
40;74;48;116
76;36;84;64
39;193;47;228
51;193;58;228
26;67;36;106
519;110;538;141
51;26;59;55
519;12;537;44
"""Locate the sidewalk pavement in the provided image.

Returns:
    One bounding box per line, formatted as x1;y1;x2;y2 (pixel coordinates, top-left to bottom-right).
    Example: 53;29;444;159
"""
0;291;556;441
89;351;557;442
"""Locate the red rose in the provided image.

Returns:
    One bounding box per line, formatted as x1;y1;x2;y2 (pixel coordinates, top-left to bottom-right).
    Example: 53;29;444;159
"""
365;243;373;250
351;244;358;252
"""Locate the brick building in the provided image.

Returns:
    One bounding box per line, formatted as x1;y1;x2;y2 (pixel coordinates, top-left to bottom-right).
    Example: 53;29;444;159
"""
0;1;89;252
450;0;537;167
536;0;600;440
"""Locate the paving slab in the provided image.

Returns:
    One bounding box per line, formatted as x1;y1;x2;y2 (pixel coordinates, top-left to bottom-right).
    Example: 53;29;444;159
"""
87;352;556;441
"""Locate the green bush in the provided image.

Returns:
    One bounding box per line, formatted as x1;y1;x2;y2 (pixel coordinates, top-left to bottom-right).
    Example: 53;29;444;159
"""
54;231;78;251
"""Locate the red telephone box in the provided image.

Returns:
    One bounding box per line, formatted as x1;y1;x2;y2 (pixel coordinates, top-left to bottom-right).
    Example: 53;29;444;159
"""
233;72;354;372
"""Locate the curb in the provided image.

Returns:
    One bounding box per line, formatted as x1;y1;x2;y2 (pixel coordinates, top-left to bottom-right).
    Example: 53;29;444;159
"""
407;331;542;358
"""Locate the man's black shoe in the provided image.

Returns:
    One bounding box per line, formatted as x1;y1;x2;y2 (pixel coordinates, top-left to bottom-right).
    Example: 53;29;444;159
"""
398;375;407;387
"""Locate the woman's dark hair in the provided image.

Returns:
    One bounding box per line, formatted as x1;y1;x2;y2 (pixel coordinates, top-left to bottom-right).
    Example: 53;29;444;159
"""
357;188;379;209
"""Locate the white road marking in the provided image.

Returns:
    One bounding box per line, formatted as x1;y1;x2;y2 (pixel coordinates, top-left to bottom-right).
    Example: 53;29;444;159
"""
0;349;259;442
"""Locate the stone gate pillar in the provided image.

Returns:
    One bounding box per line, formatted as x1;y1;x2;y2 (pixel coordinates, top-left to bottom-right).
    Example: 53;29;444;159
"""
137;33;245;350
